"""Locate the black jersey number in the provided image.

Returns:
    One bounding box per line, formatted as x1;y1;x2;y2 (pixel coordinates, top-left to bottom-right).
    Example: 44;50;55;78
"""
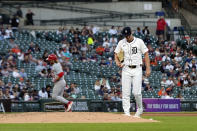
132;47;137;54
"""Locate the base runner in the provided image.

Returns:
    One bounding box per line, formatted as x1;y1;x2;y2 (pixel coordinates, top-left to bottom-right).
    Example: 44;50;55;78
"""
47;54;73;112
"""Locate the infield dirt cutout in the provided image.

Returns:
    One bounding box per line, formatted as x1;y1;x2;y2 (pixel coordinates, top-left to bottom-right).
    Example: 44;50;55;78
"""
0;112;158;123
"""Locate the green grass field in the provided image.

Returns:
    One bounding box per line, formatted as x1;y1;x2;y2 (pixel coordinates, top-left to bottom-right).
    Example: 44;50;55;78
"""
0;113;197;131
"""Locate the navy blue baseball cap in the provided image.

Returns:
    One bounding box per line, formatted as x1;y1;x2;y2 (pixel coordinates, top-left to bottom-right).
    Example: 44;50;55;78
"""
122;27;131;37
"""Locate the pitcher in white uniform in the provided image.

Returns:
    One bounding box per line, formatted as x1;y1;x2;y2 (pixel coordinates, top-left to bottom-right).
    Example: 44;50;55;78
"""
114;27;151;118
47;54;73;112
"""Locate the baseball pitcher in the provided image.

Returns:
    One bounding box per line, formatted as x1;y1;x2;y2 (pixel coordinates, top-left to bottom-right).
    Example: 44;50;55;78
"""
114;27;151;118
47;54;73;112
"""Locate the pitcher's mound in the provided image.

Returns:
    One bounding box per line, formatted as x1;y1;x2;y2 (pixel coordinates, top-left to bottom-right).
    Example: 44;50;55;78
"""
0;112;158;123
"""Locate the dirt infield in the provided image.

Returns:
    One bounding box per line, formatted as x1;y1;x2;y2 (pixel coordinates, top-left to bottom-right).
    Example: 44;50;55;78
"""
143;113;197;116
0;112;158;123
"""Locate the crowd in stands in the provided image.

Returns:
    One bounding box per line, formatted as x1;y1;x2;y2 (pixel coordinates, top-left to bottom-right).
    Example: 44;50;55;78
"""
0;21;197;101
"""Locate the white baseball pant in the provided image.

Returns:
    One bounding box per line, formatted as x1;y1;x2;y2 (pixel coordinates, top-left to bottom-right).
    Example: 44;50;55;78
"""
122;66;143;114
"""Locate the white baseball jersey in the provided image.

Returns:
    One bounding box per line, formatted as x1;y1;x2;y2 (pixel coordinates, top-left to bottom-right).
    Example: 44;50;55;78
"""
52;62;64;81
114;37;148;66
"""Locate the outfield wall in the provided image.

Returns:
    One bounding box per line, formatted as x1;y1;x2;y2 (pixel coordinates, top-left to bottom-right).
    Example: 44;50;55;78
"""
4;99;197;112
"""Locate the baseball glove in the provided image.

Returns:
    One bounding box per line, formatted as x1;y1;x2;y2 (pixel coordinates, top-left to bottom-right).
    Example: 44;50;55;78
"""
117;49;124;63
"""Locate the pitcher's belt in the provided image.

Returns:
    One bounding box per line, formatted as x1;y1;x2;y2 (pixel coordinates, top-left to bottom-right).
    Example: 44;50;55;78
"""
128;64;142;69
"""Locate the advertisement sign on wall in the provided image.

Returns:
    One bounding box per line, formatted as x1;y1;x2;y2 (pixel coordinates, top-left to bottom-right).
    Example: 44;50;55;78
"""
143;99;180;112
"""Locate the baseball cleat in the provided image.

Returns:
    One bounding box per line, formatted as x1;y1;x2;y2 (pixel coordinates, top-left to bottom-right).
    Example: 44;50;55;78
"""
123;113;131;117
133;108;143;118
66;101;73;112
133;115;141;118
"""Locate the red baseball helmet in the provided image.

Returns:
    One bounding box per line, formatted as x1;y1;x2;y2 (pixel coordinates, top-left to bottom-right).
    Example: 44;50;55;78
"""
46;54;57;61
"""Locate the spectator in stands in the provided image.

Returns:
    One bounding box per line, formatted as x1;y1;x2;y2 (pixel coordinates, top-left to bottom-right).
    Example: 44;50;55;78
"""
62;48;71;60
165;61;174;70
12;68;21;78
62;66;70;75
164;92;173;99
160;62;166;73
38;69;48;77
19;68;27;78
38;88;48;99
103;39;111;47
155;47;161;57
111;92;122;101
35;44;41;52
0;80;5;90
10;15;19;32
142;26;150;36
144;83;153;91
66;83;80;98
106;57;114;67
91;25;100;34
56;27;63;35
25;9;34;25
18;77;26;90
81;44;88;52
100;78;110;90
16;6;23;18
32;89;39;100
156;16;166;41
108;26;117;35
80;52;87;62
99;58;107;67
4;87;12;99
166;69;175;77
17;51;24;61
35;59;45;72
162;53;171;62
71;46;80;55
94;80;101;95
158;86;167;98
184;62;190;70
1;67;10;77
109;35;118;46
104;44;110;53
166;76;175;87
87;35;94;46
46;85;51;98
24;91;30;101
89;53;98;62
18;88;26;100
4;26;13;39
96;45;105;55
28;42;35;53
174;53;182;62
189;59;197;69
150;58;157;67
136;27;142;36
11;45;21;55
25;79;34;89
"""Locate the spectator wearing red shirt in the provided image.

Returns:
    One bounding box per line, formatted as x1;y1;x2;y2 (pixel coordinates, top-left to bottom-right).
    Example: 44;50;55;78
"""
96;45;105;55
156;16;166;41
